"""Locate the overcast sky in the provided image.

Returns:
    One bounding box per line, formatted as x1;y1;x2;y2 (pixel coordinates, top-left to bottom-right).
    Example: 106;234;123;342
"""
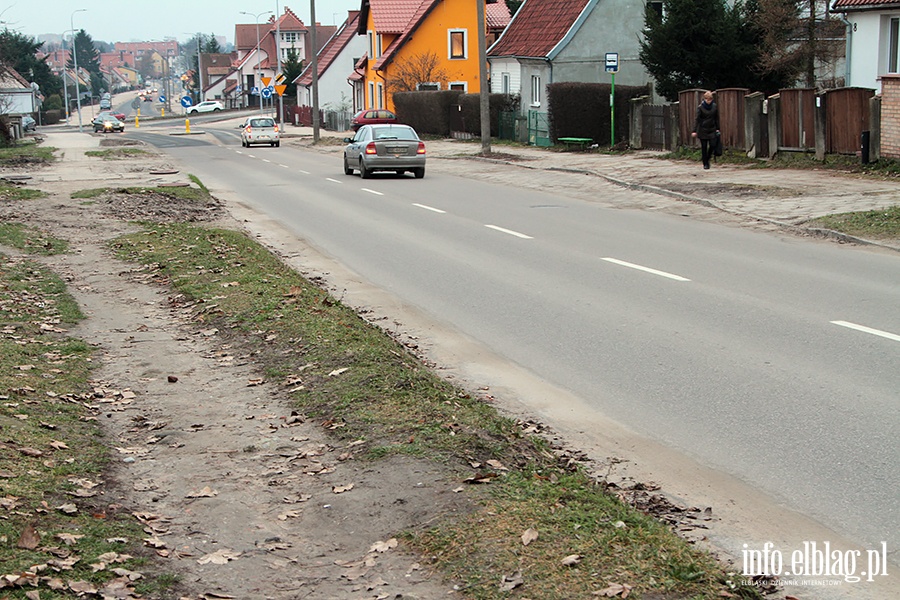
2;0;361;46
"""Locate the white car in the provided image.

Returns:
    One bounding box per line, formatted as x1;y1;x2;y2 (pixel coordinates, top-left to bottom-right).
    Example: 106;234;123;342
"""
186;101;224;114
239;116;280;147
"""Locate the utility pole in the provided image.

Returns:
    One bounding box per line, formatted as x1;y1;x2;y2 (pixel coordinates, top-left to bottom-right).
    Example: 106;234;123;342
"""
477;0;490;155
311;0;319;142
276;0;283;124
71;9;87;132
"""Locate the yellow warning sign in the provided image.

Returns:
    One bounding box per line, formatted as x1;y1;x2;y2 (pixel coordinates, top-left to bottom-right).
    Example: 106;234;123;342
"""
274;84;287;97
275;73;286;84
261;76;272;87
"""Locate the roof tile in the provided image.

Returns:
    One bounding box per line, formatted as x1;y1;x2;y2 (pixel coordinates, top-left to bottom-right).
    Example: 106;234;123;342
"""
488;0;591;58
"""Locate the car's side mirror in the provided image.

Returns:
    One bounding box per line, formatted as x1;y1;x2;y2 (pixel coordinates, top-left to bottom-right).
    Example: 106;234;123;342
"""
343;137;352;143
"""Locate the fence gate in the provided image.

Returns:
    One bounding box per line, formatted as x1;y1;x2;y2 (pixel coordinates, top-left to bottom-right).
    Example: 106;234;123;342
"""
640;104;668;150
499;111;516;141
528;110;551;147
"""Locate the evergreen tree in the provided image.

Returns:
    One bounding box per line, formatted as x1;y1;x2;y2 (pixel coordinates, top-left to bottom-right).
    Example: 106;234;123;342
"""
0;29;61;97
203;34;222;54
66;30;101;77
282;46;304;100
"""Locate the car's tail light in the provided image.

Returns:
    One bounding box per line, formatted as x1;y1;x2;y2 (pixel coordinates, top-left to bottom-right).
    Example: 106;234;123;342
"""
365;142;377;155
245;126;252;133
417;141;426;155
274;125;279;133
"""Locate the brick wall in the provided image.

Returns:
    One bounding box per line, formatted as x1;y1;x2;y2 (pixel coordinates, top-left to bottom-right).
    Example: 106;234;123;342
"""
882;74;900;159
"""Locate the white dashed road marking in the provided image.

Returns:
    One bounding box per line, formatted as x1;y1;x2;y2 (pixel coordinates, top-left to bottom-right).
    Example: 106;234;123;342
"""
831;321;900;342
601;257;690;282
485;224;533;239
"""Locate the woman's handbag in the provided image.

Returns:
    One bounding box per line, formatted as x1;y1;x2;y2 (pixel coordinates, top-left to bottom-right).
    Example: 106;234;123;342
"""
713;133;723;157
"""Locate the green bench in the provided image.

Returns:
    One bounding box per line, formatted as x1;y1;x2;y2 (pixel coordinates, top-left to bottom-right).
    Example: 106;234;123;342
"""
557;137;593;151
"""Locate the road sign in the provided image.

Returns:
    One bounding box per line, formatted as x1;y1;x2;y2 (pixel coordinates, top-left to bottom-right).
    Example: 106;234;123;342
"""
236;85;243;94
605;52;619;73
261;86;272;99
180;95;193;108
250;86;259;96
131;97;141;110
261;76;272;87
275;73;286;85
158;95;166;103
274;84;287;97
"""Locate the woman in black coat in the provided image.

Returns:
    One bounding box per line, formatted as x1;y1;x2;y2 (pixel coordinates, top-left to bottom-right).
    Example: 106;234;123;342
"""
691;90;720;169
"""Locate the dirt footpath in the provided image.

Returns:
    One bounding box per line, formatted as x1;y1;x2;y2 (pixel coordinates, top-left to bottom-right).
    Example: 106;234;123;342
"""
3;134;467;599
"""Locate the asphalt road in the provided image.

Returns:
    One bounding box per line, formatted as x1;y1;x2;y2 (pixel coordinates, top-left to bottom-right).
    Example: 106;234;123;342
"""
130;124;900;584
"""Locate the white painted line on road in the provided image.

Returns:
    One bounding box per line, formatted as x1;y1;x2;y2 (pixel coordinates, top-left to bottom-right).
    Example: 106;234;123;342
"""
247;154;256;159
831;321;900;342
485;224;533;239
326;178;343;184
279;164;290;169
362;188;384;196
413;203;445;214
262;159;271;163
601;257;691;282
298;169;310;175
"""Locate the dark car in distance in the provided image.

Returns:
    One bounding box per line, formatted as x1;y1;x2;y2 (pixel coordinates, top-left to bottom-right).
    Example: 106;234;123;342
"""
92;114;125;133
349;109;397;131
343;124;425;179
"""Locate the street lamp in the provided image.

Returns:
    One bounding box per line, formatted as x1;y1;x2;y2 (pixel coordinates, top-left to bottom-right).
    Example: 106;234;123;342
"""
61;30;73;126
240;10;272;115
71;8;87;133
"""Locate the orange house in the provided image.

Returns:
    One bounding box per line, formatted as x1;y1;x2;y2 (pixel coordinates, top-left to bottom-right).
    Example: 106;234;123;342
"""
355;0;510;112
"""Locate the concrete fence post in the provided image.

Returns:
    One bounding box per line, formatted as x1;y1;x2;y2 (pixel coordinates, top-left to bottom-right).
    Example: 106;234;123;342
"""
744;92;764;158
767;94;781;159
870;95;881;161
629;96;648;149
815;93;826;161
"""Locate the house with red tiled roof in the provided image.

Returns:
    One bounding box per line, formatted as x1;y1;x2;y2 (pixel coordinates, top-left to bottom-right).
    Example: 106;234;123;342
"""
294;11;366;112
831;0;899;93
487;0;653;112
356;0;511;112
234;6;336;109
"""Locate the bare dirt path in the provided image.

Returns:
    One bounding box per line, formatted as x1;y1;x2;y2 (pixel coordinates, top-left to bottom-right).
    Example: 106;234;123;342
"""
3;134;466;599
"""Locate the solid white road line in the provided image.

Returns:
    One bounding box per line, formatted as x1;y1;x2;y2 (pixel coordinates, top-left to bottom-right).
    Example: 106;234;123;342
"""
362;188;383;196
831;320;900;342
326;178;343;184
601;257;691;282
413;203;445;214
485;224;533;239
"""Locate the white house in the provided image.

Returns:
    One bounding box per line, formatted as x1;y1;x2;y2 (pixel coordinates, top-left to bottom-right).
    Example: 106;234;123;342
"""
294;10;366;113
0;66;39;116
832;0;900;93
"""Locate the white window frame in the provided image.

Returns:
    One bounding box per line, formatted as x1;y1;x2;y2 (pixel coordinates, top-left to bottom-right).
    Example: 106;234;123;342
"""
368;81;375;109
449;81;467;92
282;31;298;44
376;82;384;108
501;72;510;94
530;75;541;107
368;31;374;59
448;29;467;60
376;34;383;58
890;17;899;74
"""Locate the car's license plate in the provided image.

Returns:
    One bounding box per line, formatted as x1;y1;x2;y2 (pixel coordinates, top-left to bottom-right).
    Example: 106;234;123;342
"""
387;146;405;156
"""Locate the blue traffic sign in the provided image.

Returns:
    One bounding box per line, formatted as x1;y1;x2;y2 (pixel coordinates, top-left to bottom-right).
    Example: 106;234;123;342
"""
250;86;259;96
180;95;193;108
158;95;166;103
261;86;272;99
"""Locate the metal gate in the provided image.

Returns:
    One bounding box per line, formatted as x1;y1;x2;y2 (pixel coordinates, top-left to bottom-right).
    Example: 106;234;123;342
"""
528;110;550;147
499;111;516;141
640;104;668;150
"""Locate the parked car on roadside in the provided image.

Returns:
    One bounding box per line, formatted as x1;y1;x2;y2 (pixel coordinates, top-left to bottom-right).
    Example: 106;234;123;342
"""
97;111;126;123
186;101;224;114
22;115;36;132
92;113;125;133
350;109;397;131
343;124;425;179
239;116;280;147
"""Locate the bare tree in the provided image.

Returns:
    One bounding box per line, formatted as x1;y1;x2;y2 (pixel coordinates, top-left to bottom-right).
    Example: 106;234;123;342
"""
385;51;450;94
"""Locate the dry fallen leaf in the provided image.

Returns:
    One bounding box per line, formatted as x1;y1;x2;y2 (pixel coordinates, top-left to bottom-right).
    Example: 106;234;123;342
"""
57;532;84;545
197;548;241;565
56;503;78;514
594;582;633;597
499;571;524;592
328;367;349;377
332;484;354;494
521;528;539;546
561;554;582;567
17;522;40;549
369;538;398;553
278;510;302;520
186;486;218;498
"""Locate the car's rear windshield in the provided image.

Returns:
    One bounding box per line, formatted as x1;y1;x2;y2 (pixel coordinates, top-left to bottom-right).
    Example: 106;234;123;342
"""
250;119;275;127
373;127;417;141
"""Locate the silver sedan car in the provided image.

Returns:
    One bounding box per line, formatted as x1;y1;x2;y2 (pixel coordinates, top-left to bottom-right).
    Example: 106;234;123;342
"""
343;124;425;179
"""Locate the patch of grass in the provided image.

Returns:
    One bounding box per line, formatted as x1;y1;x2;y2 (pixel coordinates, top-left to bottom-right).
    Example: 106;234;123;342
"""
72;185;210;203
0;144;57;167
0;222;68;254
0;183;46;201
71;188;109;200
84;148;150;159
808;205;900;240
0;254;174;598
188;174;209;196
109;223;761;600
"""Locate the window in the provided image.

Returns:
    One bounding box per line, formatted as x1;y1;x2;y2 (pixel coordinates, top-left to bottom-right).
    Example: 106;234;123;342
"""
531;75;541;106
368;31;374;58
647;1;663;19
449;82;467;91
449;30;467;59
417;82;440;91
890;18;899;73
376;82;384;108
376;34;383;58
282;31;297;44
501;72;510;94
368;81;375;109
